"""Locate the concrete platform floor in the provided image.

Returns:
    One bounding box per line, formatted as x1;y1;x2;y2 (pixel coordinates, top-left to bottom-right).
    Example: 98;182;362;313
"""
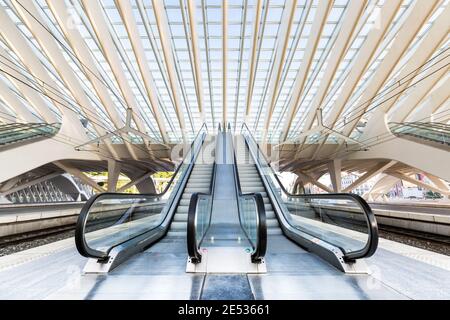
0;234;449;300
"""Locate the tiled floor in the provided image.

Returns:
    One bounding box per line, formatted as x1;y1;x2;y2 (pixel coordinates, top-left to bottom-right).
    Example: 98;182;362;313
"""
0;234;449;299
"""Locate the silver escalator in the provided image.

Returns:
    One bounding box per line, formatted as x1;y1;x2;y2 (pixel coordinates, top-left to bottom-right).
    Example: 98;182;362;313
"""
187;125;267;269
75;124;215;273
235;138;282;235
168;163;215;237
237;123;379;273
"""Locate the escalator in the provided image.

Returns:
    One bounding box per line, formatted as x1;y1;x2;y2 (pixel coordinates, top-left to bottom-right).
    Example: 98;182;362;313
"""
237;123;379;273
235;138;281;236
75;124;215;272
187;125;267;271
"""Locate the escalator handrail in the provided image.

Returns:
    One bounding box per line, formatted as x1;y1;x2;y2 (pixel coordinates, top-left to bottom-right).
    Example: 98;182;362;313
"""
230;126;267;263
187;161;217;263
75;123;208;259
240;123;378;260
187;124;221;263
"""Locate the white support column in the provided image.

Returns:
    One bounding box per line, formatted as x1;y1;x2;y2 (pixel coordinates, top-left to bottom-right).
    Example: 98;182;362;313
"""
151;0;187;142
46;0;139;159
426;173;450;192
117;171;153;193
81;1;149;138
342;160;397;193
407;75;450;122
107;159;122;192
117;0;168;143
323;0;402;130
342;0;440;138
281;0;362;142
12;0;118;157
54;161;105;193
222;0;228;127
0;6;59;123
388;172;450;196
327;159;342;192
261;0;298;142
358;2;448;139
186;0;206;124
0;78;39;123
363;174;400;201
390;67;449;123
0;48;57;123
244;0;262;122
277;0;333;142
297;170;333;193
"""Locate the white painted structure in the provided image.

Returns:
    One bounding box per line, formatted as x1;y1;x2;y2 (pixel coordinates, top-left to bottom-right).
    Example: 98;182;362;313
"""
0;1;448;201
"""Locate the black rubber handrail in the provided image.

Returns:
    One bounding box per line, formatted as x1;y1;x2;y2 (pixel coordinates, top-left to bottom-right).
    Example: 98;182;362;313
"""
230;123;267;263
241;123;378;260
187;124;220;263
75;123;208;259
187;162;217;263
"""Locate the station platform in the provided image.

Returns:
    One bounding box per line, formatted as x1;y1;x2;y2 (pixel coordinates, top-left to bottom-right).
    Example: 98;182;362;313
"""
0;234;448;300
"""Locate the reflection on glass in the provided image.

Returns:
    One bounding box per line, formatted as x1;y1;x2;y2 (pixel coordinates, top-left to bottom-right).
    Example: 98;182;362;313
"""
239;196;258;248
194;195;212;246
242;125;373;257
389;122;449;146
80;126;207;256
84;195;166;252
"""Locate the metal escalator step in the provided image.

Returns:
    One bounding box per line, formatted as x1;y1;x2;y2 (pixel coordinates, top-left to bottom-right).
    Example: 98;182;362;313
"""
166;231;187;238
184;186;210;190
240;181;263;187
266;219;280;228
179;199;190;206
169;221;187;230
267;228;283;235
241;187;266;192
265;211;276;219
176;206;188;213
173;213;187;222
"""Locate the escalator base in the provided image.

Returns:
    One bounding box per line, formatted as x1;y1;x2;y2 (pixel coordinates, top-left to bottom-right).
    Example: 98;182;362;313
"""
186;247;267;273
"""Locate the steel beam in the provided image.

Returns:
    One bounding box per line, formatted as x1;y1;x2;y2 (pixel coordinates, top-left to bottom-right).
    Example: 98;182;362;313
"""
277;0;332;143
151;0;187;143
261;0;298;142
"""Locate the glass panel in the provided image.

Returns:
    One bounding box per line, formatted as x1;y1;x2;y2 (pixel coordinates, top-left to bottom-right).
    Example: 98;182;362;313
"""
389;122;450;146
84;195;166;252
284;196;369;253
81;126;207;256
242;125;373;256
194;194;212;247
0;123;60;146
238;196;258;249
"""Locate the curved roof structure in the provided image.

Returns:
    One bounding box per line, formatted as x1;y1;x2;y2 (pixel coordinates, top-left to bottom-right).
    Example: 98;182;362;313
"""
0;0;449;200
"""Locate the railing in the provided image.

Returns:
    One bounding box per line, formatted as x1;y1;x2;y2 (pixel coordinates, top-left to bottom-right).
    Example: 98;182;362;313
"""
231;124;267;263
389;122;449;146
75;124;208;260
186;163;216;264
0;122;61;147
241;123;378;262
187;124;220;263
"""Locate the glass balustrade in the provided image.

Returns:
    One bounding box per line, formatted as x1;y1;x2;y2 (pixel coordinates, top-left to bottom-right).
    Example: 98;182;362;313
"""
389;122;449;146
0;123;61;146
76;124;208;259
241;123;377;260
